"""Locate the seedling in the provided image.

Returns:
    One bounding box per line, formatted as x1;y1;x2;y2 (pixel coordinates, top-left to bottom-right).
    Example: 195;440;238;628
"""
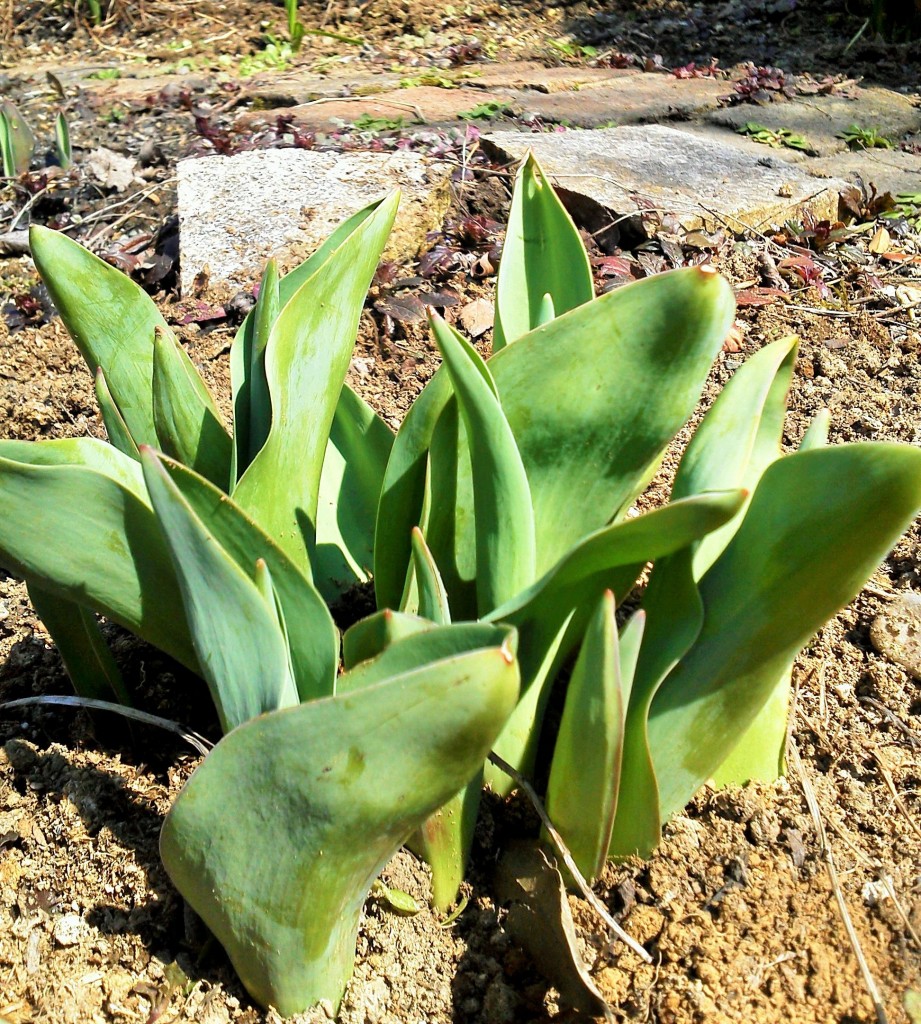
738;121;811;151
0;101;35;177
838;123;894;150
459;100;514;121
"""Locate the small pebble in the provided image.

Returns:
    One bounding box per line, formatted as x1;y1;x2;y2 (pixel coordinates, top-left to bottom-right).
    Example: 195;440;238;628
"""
869;594;921;680
52;913;85;947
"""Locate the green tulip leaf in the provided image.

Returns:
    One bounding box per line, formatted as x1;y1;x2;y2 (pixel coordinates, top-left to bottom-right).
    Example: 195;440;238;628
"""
152;327;232;491
650;443;921;822
29;226;220;450
545;590;627;882
341;609;433;672
672;336;797;576
430;313;536;615
494;153;593;351
0;100;35;176
94;368;139;460
314;385;394;600
141;448;298;733
374;368;453;610
484;490;744;790
232;193;399;577
156;454;338;704
160;635;520;1015
231;199;391;480
608;547;702;860
27;581;130;704
410;527;451;625
0;439;197;672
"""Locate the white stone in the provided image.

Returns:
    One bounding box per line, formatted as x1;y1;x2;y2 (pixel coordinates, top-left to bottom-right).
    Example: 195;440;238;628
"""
177;149;454;296
52;912;85;947
484;124;850;235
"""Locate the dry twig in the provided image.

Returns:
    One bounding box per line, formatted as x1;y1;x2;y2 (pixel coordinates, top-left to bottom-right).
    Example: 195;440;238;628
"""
487;750;653;964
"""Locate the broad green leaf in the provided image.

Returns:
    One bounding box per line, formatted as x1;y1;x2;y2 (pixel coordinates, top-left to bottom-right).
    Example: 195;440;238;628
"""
608;548;702;860
158;455;337;703
28;581;130;704
410;527;450;625
692;402;828;790
160;637;520;1015
428;267;736;589
0;442;197;671
671;336;797;575
314;385;394;601
141;449;298;733
232;194;400;576
493;153;593;351
483;491;743;792
339;620;515;911
339;621;516;693
152;327;232;491
231;199;392;480
374;368;452;610
0;100;34;176
545;591;626;882
709;668;790;788
430;313;536;615
30;227;221;450
649;443;921;822
618;609;646;697
94;368;139;460
341;609;432;672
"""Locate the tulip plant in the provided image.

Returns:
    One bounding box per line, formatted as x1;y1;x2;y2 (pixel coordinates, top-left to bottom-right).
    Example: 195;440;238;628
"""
0;155;918;1017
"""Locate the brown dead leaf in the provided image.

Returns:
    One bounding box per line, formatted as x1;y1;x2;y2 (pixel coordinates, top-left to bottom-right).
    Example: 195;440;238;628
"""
868;225;891;254
458;297;493;338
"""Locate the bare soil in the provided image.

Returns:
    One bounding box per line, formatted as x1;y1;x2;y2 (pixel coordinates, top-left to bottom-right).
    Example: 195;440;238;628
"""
1;2;920;1023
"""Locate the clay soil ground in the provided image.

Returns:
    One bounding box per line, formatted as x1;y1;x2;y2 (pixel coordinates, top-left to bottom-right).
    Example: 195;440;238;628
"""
0;2;920;1023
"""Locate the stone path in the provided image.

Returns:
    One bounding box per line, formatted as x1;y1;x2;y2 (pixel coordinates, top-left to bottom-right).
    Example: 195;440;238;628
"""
172;59;918;292
14;55;912;291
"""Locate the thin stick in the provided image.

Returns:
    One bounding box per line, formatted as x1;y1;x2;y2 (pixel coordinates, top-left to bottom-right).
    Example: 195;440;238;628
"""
487;751;652;964
870;746;921;844
0;695;213;756
788;737;889;1024
879;875;921;950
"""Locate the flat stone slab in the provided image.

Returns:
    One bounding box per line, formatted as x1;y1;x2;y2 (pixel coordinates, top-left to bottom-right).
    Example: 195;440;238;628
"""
511;75;727;128
466;61;635;94
811;147;921;201
709;86;921;157
177;149;452;295
242;69;403;107
870;594;921;680
237;84;513;130
483;124;849;234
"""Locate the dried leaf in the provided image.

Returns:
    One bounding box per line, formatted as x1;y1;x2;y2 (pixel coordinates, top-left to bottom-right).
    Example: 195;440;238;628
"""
458;297;493;338
84;147;139;193
868;225;892;254
495;842;614;1022
375;293;426;322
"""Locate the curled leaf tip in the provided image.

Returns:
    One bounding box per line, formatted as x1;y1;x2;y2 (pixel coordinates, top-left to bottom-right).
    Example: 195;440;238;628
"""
500;640;516;665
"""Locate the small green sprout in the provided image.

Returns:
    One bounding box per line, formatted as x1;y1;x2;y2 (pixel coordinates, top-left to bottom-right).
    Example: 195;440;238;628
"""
459;100;514;121
0;100;35;176
351;112;408;132
838;123;894;149
738;121;811;151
